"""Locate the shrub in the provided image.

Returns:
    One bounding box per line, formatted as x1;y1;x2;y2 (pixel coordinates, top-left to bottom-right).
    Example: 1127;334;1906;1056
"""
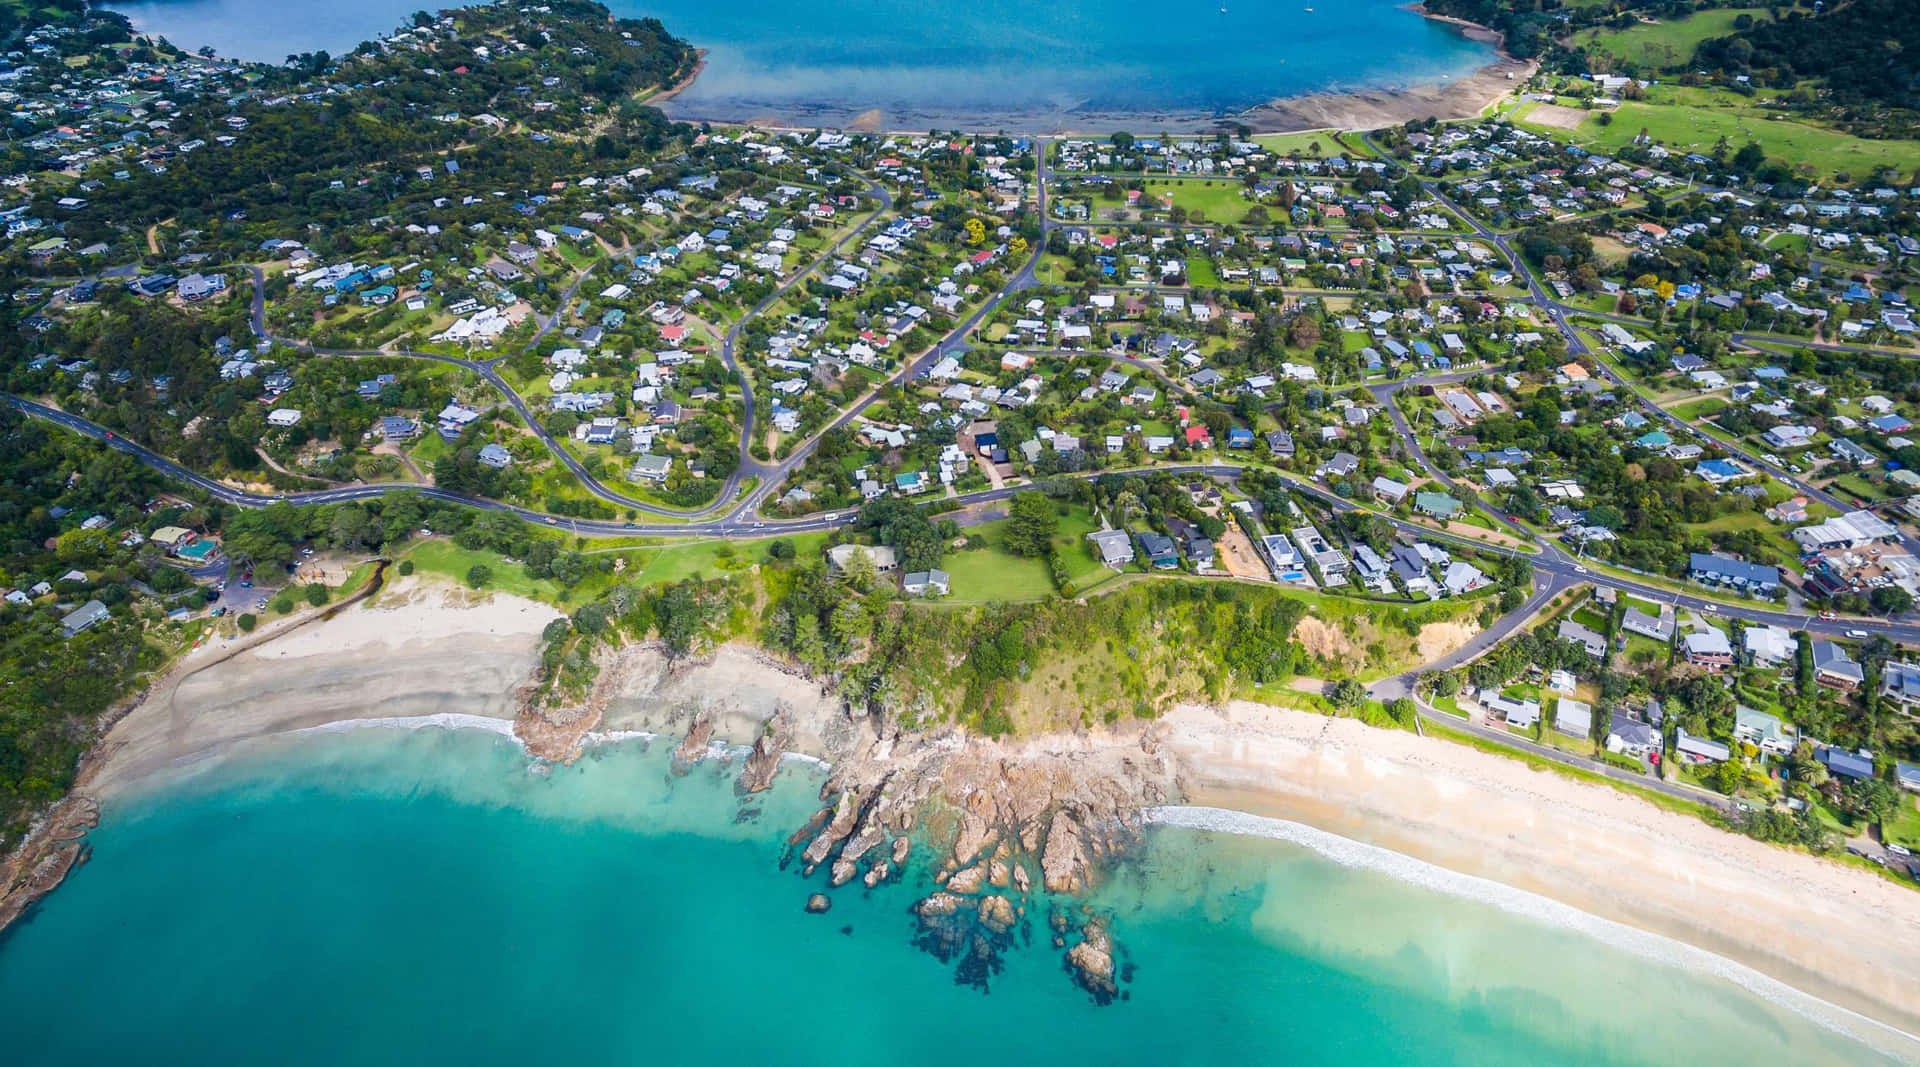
466;564;492;589
304;583;327;607
237;613;258;632
397;559;415;576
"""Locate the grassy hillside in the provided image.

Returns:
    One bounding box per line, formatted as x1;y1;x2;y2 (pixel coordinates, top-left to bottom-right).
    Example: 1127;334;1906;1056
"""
1572;8;1768;71
1510;86;1920;178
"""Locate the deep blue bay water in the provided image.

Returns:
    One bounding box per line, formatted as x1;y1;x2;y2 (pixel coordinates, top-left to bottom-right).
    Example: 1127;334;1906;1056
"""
105;0;1496;126
0;726;1912;1066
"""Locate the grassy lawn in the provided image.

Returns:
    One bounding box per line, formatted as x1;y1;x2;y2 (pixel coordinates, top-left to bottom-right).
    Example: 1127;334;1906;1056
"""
942;519;1056;603
1521;90;1920;177
629;531;830;586
1668;396;1728;421
1155;179;1255;225
1570;8;1767;70
398;539;575;602
1882;795;1920;850
1252;131;1343;157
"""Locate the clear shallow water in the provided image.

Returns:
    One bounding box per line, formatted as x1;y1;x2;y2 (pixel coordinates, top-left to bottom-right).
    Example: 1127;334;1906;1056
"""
0;727;1907;1066
104;0;1494;126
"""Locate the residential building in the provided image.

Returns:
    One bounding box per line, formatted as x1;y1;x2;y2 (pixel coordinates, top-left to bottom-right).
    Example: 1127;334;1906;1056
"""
1555;697;1592;738
826;543;898;573
1087;529;1135;568
1812;640;1865;689
1556;618;1606;659
901;569;951;597
1681;627;1734;670
1687;552;1780;594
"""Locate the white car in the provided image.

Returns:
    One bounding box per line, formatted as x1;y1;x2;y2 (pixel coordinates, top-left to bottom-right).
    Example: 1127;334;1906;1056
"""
1847;629;1870;639
1890;844;1912;858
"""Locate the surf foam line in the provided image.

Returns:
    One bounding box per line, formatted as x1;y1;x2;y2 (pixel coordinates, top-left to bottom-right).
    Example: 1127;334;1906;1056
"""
1144;804;1920;1061
292;713;520;739
292;717;836;773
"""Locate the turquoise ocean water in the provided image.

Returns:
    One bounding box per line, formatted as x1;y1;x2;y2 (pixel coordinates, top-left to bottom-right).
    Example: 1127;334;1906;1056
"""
104;0;1494;126
0;726;1912;1065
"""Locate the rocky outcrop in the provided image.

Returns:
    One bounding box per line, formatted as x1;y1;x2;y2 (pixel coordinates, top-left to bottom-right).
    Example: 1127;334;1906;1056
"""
863;861;890;888
915;892;964;920
670;714;712;773
805;893;831;914
1066;920;1118;1003
946;864;986;895
978;894;1017;934
1041;809;1090;893
802;789;864;871
737;707;788;793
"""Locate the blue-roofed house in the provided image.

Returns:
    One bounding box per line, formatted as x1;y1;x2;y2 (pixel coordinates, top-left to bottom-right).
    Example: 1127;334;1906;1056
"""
1688;552;1780;593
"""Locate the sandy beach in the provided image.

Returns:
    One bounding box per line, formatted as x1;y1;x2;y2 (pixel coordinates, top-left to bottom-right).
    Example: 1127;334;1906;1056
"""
86;576;561;795
1163;700;1920;1039
73;586;1920;1045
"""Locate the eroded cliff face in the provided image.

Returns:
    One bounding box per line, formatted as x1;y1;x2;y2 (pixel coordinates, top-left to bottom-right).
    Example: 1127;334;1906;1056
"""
554;641;1181;1001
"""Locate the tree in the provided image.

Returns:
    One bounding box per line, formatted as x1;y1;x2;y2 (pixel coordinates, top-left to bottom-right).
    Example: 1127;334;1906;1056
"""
767;539;796;561
1003;492;1059;558
237;613;258;632
303;583;327;607
1329;678;1366;707
1871;586;1914;615
465;564;492;589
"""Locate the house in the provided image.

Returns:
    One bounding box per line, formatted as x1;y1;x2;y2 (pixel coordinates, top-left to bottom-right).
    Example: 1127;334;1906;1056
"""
1415;492;1462;520
630;453;674;482
1371;476;1409;504
1556;618;1606;659
1676;729;1731;764
1743;624;1795;666
1733;706;1792;756
1620;607;1673;642
1811;640;1864;690
1319;452;1360;479
1681;628;1734;670
61;599;110;637
1688;552;1779;594
1135;531;1180;569
1882;661;1920;709
1484;692;1540;729
1555;697;1593;738
1441;561;1486;596
1817;746;1874;782
1607;712;1659;757
827;543;899;573
901;569;951;597
1088;529;1136;568
476;443;513;469
266;408;303;427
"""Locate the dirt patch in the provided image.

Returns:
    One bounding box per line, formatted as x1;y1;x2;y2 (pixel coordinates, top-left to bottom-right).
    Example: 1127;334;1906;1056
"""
849;108;885;132
1216;525;1270;581
1291;615;1356;665
1526;103;1591;131
1416;619;1481;661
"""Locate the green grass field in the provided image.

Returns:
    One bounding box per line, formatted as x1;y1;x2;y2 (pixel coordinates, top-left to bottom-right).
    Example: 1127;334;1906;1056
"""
1515;88;1920;178
1571;9;1767;70
1251;131;1343;157
1154;180;1255;225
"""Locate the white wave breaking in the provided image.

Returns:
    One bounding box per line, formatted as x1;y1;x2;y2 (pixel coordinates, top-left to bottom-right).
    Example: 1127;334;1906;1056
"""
1144;805;1920;1061
292;713;520;740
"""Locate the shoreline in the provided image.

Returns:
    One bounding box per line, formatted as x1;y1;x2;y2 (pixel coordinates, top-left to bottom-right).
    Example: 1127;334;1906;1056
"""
26;584;1920;1050
655;9;1531;136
